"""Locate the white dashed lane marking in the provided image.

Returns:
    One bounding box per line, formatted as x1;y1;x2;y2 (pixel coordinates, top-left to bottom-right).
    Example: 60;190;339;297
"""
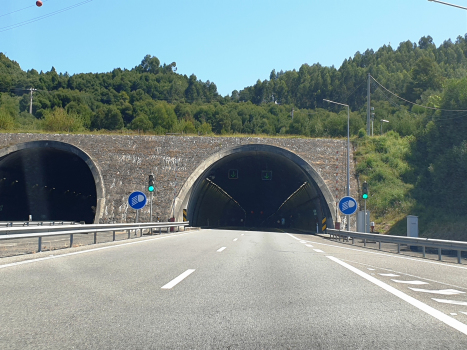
161;269;195;289
408;288;465;296
305;244;314;248
432;299;467;306
233;238;238;242
367;268;375;271
217;247;226;252
391;279;429;285
379;273;400;277
313;249;324;253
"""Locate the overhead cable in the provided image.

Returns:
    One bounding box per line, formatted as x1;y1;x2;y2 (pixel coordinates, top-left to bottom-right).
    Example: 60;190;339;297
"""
0;0;93;33
370;74;467;112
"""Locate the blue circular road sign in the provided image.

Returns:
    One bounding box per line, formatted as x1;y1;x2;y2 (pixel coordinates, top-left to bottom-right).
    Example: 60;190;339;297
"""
128;191;147;210
338;196;358;215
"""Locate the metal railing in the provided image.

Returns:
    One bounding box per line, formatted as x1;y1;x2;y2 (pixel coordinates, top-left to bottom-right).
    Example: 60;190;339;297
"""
327;229;467;264
0;221;81;227
0;221;189;253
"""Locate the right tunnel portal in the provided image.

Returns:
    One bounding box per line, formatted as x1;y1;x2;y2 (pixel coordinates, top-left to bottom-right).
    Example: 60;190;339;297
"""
186;146;335;231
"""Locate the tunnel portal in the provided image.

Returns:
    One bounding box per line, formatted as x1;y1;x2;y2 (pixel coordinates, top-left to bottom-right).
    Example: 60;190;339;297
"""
187;149;333;231
0;146;97;224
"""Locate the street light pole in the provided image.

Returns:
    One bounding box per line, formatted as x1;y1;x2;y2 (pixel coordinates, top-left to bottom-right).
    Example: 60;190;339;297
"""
324;99;350;230
428;0;467;10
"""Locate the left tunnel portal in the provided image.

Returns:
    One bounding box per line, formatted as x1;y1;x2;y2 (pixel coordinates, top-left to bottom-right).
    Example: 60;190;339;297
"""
0;142;103;224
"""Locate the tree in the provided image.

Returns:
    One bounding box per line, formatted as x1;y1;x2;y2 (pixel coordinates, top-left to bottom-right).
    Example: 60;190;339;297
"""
130;115;153;131
92;105;123;130
42;108;84;132
140;55;160;74
404;57;443;102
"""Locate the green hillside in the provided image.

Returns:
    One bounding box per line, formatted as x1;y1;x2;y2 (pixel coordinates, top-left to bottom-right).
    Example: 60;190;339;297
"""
2;34;467;240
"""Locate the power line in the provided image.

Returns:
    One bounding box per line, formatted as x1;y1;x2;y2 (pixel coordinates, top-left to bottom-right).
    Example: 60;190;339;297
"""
371;79;467;122
0;0;93;33
370;74;467;112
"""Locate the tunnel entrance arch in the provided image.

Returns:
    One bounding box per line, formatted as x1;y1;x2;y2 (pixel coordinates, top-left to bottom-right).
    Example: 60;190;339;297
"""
0;141;105;224
174;144;336;231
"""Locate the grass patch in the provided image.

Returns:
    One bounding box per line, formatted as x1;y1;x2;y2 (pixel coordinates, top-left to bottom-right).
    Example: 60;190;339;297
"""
353;131;415;234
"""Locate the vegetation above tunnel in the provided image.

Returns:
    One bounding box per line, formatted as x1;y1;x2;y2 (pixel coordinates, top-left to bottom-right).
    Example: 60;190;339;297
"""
2;34;467;239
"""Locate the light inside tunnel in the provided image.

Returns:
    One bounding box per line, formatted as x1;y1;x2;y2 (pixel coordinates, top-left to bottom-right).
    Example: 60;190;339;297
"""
0;147;97;224
187;151;332;230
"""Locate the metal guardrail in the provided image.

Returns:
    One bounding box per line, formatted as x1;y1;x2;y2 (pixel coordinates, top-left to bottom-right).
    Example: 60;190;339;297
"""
327;229;467;264
0;221;81;227
0;222;183;235
0;222;189;253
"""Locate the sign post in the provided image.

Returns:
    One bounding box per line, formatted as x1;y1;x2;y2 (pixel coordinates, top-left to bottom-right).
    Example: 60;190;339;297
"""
338;196;358;230
128;191;147;223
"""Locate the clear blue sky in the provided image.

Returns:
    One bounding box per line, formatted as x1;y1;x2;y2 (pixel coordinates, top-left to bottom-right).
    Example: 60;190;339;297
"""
2;0;467;96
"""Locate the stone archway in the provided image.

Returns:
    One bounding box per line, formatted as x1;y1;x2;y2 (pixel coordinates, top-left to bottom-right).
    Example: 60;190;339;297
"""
0;140;105;224
174;144;336;230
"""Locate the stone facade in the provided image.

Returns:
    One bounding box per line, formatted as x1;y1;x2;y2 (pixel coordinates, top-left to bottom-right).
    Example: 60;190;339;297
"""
0;133;357;226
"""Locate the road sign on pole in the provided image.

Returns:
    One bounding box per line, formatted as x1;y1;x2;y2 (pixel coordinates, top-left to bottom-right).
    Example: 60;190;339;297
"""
128;191;147;210
338;196;358;215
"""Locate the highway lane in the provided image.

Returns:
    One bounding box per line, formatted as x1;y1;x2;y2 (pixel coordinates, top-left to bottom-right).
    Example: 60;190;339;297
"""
0;229;466;349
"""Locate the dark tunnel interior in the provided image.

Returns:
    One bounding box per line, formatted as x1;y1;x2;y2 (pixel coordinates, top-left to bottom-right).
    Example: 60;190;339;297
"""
0;148;97;224
188;151;331;231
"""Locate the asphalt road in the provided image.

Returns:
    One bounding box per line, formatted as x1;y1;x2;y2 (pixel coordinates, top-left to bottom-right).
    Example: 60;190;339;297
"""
0;229;466;349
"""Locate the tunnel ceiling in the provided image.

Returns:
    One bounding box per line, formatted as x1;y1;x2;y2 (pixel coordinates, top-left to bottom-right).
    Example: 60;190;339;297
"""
189;151;331;230
0;147;97;223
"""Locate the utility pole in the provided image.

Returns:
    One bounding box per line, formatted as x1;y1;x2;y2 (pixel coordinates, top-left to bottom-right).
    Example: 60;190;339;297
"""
29;88;37;114
367;74;371;136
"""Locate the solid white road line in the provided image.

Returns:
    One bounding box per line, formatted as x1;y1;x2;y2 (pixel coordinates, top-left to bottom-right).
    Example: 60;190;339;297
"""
408;288;465;296
161;269;195;289
0;231;195;270
217;247;226;252
327;256;467;336
391;279;429;285
285;233;467;270
313;249;324;253
432;299;467;306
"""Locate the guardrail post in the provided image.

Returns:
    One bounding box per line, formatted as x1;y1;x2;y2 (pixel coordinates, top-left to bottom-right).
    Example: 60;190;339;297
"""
364;239;367;247
159;227;161;234
38;237;42;252
422;246;426;258
351;237;354;245
140;228;143;237
397;243;400;254
127;230;130;239
113;231;116;241
94;232;97;244
378;241;381;250
438;248;442;261
457;251;462;264
70;234;73;248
